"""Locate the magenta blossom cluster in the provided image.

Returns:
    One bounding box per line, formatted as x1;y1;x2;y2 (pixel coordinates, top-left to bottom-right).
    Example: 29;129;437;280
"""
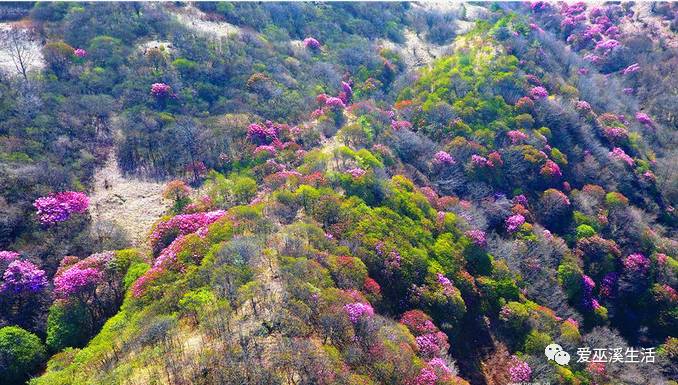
575;100;592;112
415;332;449;358
513;194;528;206
1;260;47;294
609;147;634;166
540;160;562;178
623;63;640;75
471;154;489;167
325;96;346;108
508;357;532;383
54;267;103;298
73;48;87;58
303;37;320;49
344;302;374;323
465;229;487;247
150;210;226;252
391;120;413;130
247;123;278;145
433;151;456;165
507;130;528;144
254;145;277;156
635;112;654;127
623;253;650;273
346;167;366;178
414;358;455;385
0;251;20;263
150;82;172;98
34;191;89;225
506;214;525;233
529;86;549;99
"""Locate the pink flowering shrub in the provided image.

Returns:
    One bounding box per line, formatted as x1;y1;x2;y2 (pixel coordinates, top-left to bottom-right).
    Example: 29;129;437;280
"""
635;112;654;127
609;147;634;166
247;123;278;145
0;251;20;263
416;332;450;358
433;151;456;165
507;130;528;144
0;260;47;294
465;230;487;247
391;120;413;130
33;191;89;225
575;100;592;112
346;168;366;178
623;253;650;273
508;357;532;382
150;210;226;253
150;82;172;98
73;48;87;58
400;310;438;335
623;63;640;75
414;358;461;385
529;86;548;99
303;37;320;49
506;214;526;233
540;160;562;178
471;154;488;167
344;302;374;323
53;267;103;298
325;96;346;108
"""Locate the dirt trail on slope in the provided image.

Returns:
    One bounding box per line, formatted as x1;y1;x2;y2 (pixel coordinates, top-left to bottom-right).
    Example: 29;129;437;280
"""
90;154;169;248
168;4;240;38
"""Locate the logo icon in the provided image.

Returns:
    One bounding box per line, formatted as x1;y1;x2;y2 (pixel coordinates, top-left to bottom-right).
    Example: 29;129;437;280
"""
545;343;570;365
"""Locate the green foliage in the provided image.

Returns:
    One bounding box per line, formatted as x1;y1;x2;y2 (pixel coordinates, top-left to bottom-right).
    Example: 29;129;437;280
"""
0;326;46;385
46;301;90;352
575;224;596;240
524;330;552;355
123;262;150;291
178;288;217;320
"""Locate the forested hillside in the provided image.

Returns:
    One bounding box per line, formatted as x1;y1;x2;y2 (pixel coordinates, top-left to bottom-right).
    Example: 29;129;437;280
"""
0;2;675;385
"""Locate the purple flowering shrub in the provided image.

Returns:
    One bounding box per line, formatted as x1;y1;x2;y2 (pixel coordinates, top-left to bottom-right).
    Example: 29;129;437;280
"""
33;191;89;225
1;260;47;294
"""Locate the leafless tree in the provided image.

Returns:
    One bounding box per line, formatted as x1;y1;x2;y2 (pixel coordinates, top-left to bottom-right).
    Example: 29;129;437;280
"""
1;26;39;81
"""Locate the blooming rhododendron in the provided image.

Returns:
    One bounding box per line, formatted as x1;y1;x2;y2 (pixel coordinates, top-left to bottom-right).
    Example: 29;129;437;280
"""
391;120;413;130
344;302;374;323
0;251;20;263
53;267;103;298
34;191;89;225
433;151;455;165
465;229;487;247
623;253;650;272
150;82;172;97
507;130;528;144
415;332;449;358
635;112;654;127
508;357;532;383
1;260;47;294
529;86;548;99
150;210;226;253
623;63;640;75
575;100;591;112
303;37;320;49
247;123;278;144
73;48;87;58
540;160;562;178
346;168;366;178
471;154;488;167
506;214;525;233
609;147;634;166
325;96;346;108
400;310;438;335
